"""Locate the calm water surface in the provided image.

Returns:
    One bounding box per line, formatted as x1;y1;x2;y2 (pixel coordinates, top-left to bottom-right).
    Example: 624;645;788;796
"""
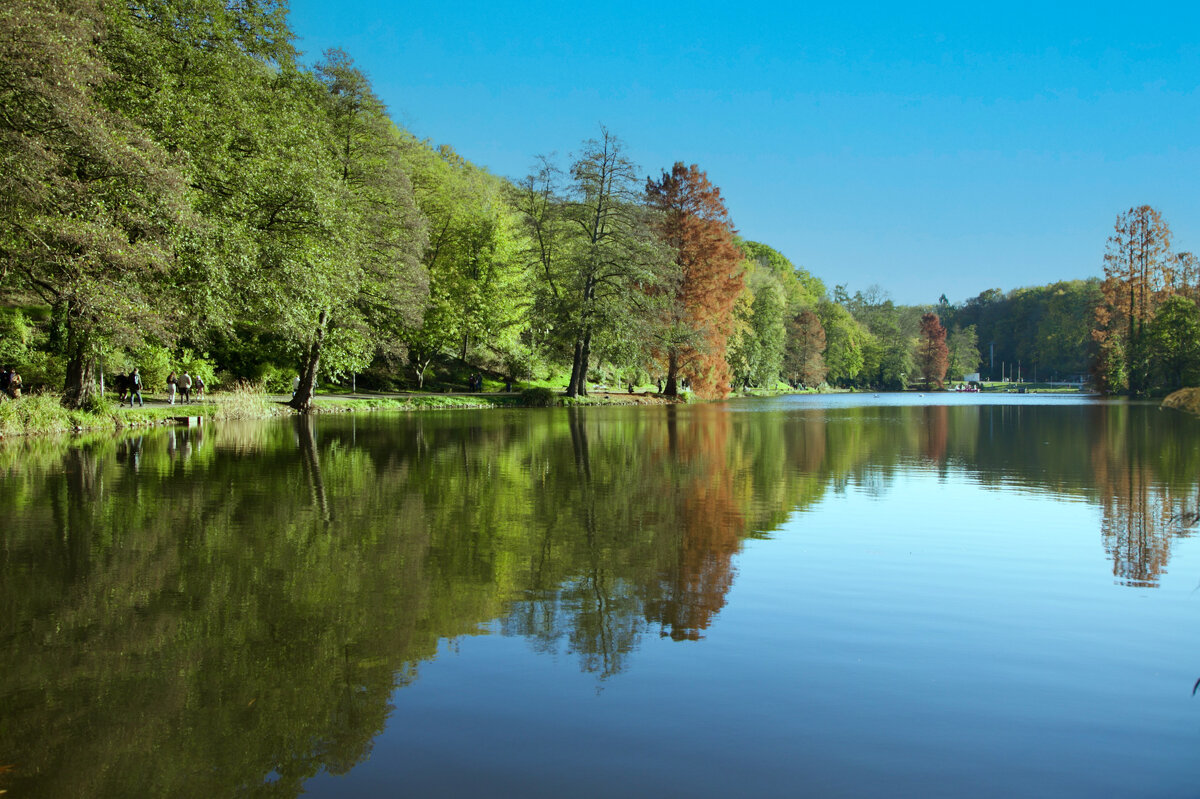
2;394;1199;797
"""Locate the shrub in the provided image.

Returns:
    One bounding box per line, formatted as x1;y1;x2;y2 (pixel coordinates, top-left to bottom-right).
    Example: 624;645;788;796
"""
176;348;219;389
131;343;172;392
519;387;557;407
80;392;116;416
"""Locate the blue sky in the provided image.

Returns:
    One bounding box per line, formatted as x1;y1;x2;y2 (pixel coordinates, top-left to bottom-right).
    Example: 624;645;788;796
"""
285;0;1200;305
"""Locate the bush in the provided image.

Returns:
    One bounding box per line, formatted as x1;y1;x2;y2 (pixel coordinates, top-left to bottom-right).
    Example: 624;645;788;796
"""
131;343;172;392
80;392;116;415
176;348;219;390
519;387;557;407
259;364;296;394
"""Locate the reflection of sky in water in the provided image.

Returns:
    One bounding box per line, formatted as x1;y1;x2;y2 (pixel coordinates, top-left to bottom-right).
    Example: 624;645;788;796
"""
306;446;1200;799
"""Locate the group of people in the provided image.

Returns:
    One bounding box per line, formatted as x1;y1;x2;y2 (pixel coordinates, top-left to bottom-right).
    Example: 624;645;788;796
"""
113;369;204;407
1;365;22;399
165;370;203;405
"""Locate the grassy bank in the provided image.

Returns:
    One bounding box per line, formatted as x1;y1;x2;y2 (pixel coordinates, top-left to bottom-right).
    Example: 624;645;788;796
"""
1162;388;1200;416
0;385;289;438
0;386;686;439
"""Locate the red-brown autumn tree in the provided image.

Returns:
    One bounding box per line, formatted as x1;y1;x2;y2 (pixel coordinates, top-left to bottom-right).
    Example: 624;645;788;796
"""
1093;205;1173;394
784;309;827;387
645;163;744;398
916;312;949;388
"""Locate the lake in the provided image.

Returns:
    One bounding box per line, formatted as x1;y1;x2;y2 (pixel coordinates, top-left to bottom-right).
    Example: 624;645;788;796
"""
2;394;1198;797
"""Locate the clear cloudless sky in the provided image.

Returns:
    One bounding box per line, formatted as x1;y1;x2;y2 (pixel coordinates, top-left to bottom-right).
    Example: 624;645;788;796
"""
284;0;1200;305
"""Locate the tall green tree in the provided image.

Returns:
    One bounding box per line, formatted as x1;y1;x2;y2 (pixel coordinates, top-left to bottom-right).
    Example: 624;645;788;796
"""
816;298;867;386
283;50;427;411
0;0;193;407
548;128;668;397
401;141;525;386
947;324;980;380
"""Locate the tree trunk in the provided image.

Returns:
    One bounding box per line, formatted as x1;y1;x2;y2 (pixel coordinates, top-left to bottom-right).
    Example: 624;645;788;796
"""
567;338;585;397
61;318;97;410
577;330;591;396
290;310;328;413
664;349;680;396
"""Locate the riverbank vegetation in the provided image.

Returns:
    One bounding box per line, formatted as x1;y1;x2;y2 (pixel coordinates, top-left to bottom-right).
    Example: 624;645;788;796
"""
2;1;1198;417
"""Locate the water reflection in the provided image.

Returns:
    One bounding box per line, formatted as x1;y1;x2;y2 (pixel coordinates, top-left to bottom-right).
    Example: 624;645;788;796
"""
0;399;1198;796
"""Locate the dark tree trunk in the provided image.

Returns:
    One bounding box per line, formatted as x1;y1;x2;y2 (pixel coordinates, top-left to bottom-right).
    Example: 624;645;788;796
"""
567;336;586;397
290;310;328;413
663;349;680;396
61;318;97;410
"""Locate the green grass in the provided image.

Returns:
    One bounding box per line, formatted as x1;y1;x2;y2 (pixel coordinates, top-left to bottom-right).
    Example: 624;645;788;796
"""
0;383;692;440
317;394;521;412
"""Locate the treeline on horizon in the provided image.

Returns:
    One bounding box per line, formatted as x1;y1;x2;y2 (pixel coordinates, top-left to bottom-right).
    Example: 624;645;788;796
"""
3;0;1198;412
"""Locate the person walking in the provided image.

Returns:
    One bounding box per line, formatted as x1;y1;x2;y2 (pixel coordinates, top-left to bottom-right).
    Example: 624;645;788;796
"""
128;368;144;407
194;373;205;399
179;371;193;403
8;369;21;399
167;371;178;405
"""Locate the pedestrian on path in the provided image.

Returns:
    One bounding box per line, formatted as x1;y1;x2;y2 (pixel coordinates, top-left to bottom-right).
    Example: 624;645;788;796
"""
128;369;144;407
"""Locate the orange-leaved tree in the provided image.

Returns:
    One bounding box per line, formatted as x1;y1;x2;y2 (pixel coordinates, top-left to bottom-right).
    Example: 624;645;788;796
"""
916;312;949;388
645;163;744;398
1093;205;1173;394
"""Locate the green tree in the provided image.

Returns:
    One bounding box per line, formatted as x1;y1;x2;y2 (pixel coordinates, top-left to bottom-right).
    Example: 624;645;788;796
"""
546;128;669;397
402;141;526;376
817;299;867;386
1145;295;1200;391
285;50;428;410
947;324;980;381
0;0;193;408
750;280;787;388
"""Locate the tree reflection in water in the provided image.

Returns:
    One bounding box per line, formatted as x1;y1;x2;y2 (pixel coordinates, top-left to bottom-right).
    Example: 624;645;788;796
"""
0;399;1197;797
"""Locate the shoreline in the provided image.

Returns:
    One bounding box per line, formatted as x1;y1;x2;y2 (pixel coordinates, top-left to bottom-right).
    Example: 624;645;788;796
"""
0;389;688;441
